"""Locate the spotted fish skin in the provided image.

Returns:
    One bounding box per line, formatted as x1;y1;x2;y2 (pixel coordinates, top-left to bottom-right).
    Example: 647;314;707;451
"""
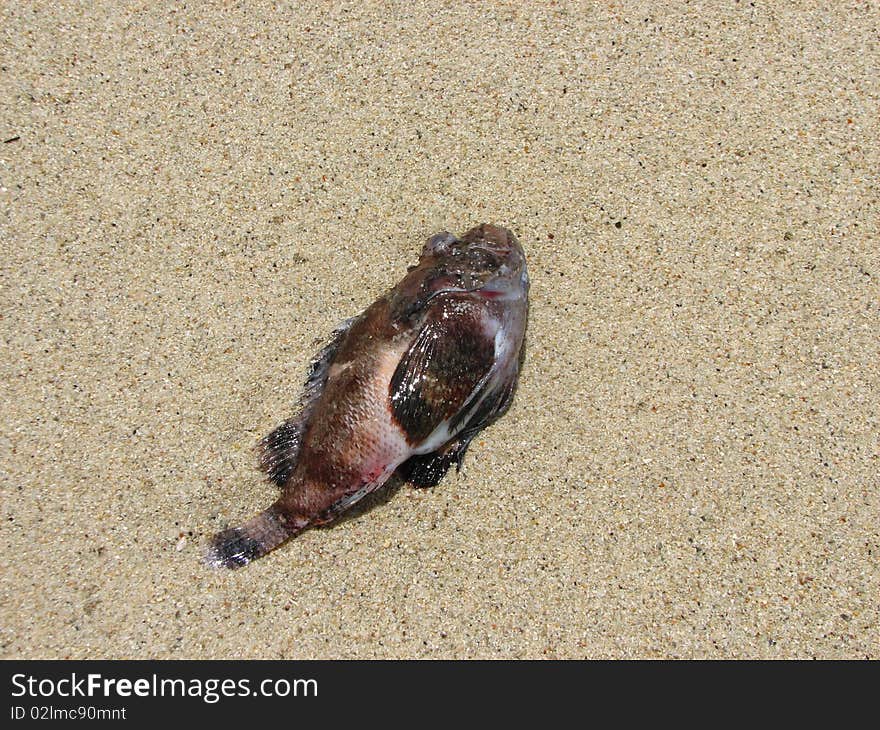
206;224;529;568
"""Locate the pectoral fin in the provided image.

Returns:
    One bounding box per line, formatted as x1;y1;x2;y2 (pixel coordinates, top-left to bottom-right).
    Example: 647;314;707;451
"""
389;298;495;444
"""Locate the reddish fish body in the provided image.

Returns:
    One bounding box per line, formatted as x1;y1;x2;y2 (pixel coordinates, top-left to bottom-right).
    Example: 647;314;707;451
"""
207;224;529;568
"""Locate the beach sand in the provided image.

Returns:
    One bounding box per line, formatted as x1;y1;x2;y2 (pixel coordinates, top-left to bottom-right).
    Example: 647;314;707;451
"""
1;1;877;658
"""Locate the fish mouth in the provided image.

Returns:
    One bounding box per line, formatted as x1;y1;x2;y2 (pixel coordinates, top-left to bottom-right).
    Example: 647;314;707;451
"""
473;275;525;300
423;280;509;303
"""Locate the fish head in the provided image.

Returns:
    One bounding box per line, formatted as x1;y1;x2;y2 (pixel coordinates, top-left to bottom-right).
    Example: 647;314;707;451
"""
420;224;529;301
457;223;529;301
390;224;529;324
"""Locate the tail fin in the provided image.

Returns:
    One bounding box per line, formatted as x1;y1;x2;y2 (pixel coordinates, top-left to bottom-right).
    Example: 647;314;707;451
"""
205;500;308;569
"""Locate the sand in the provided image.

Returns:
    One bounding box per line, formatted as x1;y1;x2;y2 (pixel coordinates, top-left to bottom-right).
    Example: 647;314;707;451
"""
1;1;878;659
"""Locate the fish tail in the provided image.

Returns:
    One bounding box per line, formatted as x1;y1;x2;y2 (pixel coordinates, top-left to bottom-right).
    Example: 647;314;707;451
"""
205;499;308;569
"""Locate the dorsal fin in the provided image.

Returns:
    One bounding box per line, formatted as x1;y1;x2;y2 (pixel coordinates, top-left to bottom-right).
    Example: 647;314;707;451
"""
258;317;356;487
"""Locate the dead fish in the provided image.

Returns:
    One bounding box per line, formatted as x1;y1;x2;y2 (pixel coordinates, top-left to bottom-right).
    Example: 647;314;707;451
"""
206;223;529;568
